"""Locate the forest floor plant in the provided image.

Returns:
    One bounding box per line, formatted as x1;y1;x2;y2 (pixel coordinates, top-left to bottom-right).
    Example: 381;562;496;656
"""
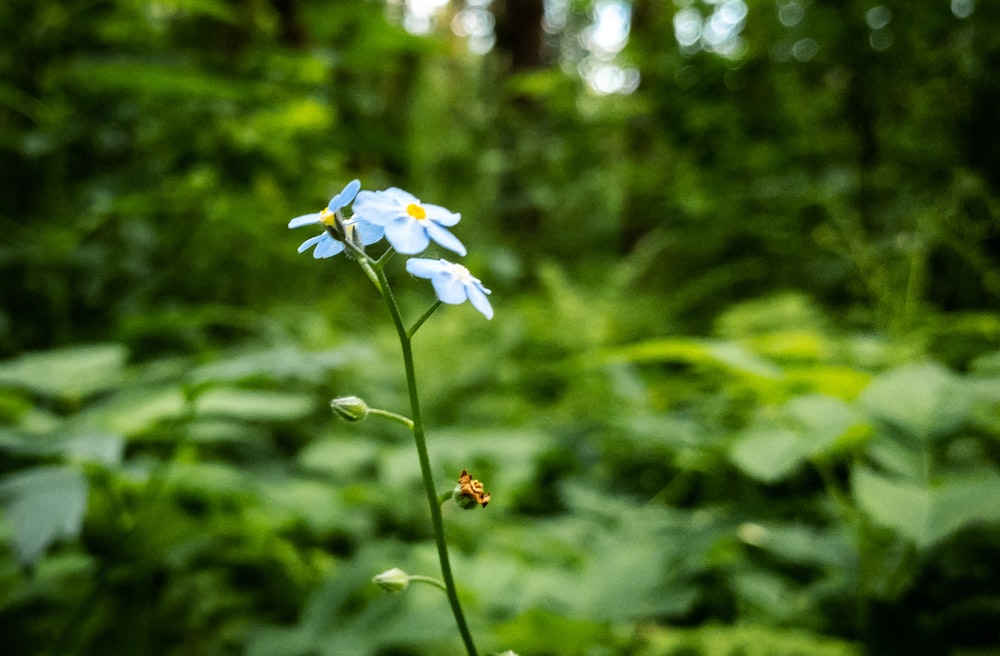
288;180;509;656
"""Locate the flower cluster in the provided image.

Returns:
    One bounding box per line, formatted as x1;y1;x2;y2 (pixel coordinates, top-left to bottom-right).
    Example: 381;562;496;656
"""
289;180;492;319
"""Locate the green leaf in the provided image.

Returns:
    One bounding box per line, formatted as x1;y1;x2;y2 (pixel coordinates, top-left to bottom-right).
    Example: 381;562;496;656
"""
730;395;865;482
785;394;863;455
189;346;362;386
637;622;861;656
853;467;1000;549
730;428;804;483
0;427;124;467
58;430;125;467
257;478;368;536
859;362;972;441
0;343;128;400
194;388;316;422
492;608;617;655
600;338;783;379
738;521;853;569
78;386;188;437
69;59;256;101
852;468;931;544
0;466;88;566
925;474;1000;545
298;437;379;480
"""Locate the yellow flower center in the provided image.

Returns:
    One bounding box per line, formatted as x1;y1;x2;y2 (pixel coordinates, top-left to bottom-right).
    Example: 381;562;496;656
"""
319;207;337;226
406;203;427;220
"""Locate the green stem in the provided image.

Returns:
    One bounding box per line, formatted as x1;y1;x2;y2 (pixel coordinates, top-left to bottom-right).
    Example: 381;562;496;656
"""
408;574;449;593
408;301;442;340
367;407;414;430
353;251;381;290
372;265;479;656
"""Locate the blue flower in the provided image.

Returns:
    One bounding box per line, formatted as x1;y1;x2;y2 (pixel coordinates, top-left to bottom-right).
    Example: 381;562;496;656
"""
353;187;466;256
406;258;493;319
288;180;384;258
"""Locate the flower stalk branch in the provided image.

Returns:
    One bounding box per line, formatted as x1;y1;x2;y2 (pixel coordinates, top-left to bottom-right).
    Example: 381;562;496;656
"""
408;301;442;340
366;408;414;430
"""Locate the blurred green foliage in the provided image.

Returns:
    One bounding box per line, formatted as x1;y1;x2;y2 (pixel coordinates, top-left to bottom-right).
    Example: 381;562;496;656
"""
2;0;999;654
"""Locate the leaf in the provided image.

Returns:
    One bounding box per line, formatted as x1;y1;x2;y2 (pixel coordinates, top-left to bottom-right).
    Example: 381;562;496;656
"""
729;395;865;482
189;345;363;385
297;437;379;479
69;59;256;101
785;394;863;455
866;433;926;480
194;388;316;422
859;362;972;441
852;468;931;544
79;386;188;436
0;343;128;400
738;522;853;569
732;570;802;622
852;467;1000;549
257;478;368;536
637;622;861;656
59;430;125;467
0;466;88;566
925;475;1000;545
0;427;125;467
785;363;872;400
730;428;804;483
705;341;785;379
492;608;617;655
600;338;783;379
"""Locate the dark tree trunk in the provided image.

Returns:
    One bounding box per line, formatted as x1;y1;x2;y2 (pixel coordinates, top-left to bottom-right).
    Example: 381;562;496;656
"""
493;0;546;72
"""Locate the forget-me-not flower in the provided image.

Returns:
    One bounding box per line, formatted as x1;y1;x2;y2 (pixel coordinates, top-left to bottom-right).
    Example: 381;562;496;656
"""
406;258;493;319
353;188;466;256
288;180;384;258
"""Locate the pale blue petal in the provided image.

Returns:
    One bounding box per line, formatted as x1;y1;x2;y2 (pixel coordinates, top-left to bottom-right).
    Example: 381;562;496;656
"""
423;204;460;227
327;179;361;212
466;284;494;319
313;235;345;258
383;187;420;206
289;212;322;229
353;190;405;226
431;273;468;304
351;219;385;245
385;218;430;254
405;257;446;278
297;233;325;253
424;222;467;256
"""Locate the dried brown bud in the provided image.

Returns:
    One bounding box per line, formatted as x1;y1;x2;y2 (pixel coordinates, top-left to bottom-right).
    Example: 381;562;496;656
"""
453;469;491;509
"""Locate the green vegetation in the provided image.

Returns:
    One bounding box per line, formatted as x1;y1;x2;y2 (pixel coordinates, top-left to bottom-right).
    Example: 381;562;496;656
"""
2;1;999;654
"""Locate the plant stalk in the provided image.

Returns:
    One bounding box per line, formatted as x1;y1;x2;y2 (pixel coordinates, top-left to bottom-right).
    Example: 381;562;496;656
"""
372;264;479;656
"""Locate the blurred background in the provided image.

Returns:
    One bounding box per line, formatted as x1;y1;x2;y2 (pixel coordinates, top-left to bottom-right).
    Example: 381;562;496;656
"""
1;0;999;654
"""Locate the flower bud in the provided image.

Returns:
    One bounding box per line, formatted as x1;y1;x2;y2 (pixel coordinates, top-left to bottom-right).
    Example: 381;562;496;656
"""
330;395;369;421
452;469;491;509
372;567;410;593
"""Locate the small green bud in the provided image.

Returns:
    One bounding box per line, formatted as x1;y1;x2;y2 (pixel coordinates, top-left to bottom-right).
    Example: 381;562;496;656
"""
330;395;369;421
372;567;410;593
